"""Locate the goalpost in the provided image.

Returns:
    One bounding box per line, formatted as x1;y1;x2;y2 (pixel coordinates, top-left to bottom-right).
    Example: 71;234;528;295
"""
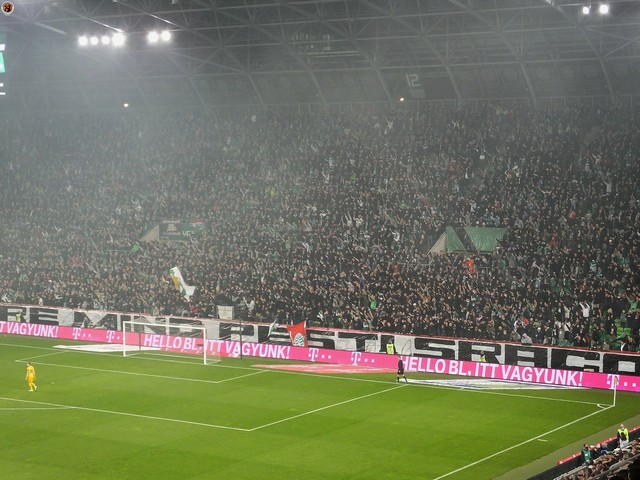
122;319;220;365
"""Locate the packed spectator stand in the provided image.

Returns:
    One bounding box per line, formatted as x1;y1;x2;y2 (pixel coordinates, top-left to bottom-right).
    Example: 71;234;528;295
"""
552;437;640;480
1;102;639;353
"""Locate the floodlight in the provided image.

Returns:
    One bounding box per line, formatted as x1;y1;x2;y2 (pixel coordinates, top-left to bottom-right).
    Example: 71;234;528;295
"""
160;30;171;42
112;32;125;47
123;102;129;108
0;92;5;96
78;36;89;47
582;5;591;14
0;43;5;51
101;35;111;45
599;3;609;14
89;36;99;46
147;31;159;43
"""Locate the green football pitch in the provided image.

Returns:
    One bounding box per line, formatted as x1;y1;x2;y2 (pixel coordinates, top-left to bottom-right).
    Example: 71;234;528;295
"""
1;335;639;480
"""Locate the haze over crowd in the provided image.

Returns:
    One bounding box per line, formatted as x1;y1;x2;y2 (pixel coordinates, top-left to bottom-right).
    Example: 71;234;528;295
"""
1;103;639;350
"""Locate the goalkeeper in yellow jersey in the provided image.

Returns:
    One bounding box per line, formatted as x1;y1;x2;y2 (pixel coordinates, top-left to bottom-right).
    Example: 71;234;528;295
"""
26;362;38;392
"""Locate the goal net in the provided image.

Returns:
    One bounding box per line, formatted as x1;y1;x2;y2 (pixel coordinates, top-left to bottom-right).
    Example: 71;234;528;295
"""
122;319;220;365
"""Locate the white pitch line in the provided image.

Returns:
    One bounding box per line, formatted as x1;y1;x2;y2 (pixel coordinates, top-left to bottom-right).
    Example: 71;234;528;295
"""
124;353;265;371
432;404;615;480
248;384;404;431
16;361;250;385
0;396;251;432
0;342;63;352
0;406;72;412
454;387;604;406
15;350;69;362
0;385;403;433
214;370;268;383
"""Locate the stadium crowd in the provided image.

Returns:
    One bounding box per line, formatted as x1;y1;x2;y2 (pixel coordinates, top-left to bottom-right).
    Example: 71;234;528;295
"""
1;102;639;350
562;437;640;479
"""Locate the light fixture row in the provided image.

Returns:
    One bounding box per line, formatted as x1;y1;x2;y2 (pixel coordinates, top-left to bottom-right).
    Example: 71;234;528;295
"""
147;30;172;43
77;30;172;48
582;3;610;15
78;32;126;47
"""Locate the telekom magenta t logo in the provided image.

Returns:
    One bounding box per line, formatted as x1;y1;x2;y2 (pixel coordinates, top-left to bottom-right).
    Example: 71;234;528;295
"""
350;352;362;365
308;348;320;362
72;328;82;340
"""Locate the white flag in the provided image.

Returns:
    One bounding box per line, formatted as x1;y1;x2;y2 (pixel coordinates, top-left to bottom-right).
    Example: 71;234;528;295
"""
268;320;278;337
169;267;196;302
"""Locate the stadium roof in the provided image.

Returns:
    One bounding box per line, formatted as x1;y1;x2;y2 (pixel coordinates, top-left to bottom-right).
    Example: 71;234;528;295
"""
2;0;640;112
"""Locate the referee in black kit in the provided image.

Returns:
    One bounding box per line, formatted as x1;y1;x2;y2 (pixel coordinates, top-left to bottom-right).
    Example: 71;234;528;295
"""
396;355;408;383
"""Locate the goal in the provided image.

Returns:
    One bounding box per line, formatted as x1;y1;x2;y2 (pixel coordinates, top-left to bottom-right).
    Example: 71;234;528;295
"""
122;319;220;365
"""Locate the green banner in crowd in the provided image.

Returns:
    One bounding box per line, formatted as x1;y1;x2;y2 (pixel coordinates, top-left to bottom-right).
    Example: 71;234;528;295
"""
158;219;205;241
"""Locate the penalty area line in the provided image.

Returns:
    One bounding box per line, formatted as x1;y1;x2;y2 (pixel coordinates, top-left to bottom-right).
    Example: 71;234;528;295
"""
15;350;69;363
14;361;247;385
214;370;268;383
432;404;615;480
248;384;404;432
0;396;250;432
0;406;72;412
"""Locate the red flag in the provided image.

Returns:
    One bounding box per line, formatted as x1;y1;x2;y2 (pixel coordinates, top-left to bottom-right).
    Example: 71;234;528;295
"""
286;321;308;347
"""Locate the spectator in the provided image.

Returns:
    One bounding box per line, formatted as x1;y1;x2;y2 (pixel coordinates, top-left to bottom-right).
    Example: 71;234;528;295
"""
0;103;638;351
619;424;631;449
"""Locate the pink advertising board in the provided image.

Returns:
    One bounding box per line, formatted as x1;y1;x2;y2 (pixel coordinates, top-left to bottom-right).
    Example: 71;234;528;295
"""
2;321;638;392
